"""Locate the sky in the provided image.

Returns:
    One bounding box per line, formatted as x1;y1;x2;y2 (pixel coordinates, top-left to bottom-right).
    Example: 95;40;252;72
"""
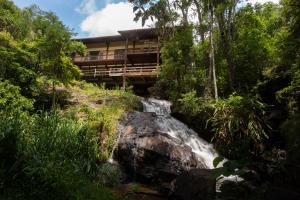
12;0;280;38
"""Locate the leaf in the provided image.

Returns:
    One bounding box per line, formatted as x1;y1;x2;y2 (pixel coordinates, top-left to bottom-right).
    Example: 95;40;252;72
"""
213;156;225;168
133;6;139;12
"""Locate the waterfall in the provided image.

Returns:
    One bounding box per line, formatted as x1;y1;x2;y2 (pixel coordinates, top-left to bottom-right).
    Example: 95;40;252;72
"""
141;98;220;169
108;130;122;164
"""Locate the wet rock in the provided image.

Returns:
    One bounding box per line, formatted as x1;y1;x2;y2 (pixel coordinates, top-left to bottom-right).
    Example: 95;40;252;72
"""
170;169;216;200
264;186;300;200
114;111;202;183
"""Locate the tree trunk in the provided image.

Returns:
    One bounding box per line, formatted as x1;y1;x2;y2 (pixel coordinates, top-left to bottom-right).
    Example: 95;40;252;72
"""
52;80;56;110
209;1;218;100
216;1;236;91
194;0;205;43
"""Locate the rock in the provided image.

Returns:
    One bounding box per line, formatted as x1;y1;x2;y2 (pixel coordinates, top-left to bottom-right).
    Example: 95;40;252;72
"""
114;111;202;183
170;169;216;200
264;186;300;200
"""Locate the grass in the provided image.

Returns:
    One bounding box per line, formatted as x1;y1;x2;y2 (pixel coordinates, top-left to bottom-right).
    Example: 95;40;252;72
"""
62;81;140;160
1;80;140;200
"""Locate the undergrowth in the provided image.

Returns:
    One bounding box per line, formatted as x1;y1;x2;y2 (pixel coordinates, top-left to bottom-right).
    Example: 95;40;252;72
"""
0;80;138;200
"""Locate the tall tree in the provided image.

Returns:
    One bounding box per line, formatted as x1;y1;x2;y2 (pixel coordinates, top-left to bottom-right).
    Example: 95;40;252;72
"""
209;0;218;99
215;0;239;90
25;6;85;108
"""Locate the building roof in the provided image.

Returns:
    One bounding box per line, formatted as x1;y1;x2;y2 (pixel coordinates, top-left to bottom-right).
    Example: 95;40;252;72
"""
75;28;157;43
118;28;157;40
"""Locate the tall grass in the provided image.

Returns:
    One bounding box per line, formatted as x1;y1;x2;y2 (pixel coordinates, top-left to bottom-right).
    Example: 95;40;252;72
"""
1;80;138;199
0;111;122;200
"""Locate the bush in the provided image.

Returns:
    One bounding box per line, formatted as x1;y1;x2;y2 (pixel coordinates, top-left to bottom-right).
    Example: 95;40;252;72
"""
0;109;121;199
209;94;269;158
97;163;122;187
179;91;214;117
20;112;99;195
0;80;33;191
0;80;33;112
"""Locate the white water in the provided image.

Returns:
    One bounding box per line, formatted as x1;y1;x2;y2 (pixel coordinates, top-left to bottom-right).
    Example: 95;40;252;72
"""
142;98;220;169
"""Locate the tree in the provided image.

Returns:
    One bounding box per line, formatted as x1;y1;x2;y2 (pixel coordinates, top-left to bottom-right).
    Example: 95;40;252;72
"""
214;0;239;91
28;6;85;108
209;0;218;99
0;32;37;97
158;26;194;100
232;3;278;91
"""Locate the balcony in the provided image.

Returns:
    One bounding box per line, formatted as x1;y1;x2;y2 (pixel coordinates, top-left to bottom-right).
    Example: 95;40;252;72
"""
127;47;158;55
73;50;124;63
81;66;158;78
72;47;159;65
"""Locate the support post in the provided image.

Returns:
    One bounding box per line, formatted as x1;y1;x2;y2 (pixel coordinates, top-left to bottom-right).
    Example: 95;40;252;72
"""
106;42;109;61
123;38;128;90
157;36;160;67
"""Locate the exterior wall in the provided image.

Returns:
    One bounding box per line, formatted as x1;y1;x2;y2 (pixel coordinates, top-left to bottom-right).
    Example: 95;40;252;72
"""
84;39;158;53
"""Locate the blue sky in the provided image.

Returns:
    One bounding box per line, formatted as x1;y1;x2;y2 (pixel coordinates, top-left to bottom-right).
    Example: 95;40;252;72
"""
13;0;126;37
12;0;279;38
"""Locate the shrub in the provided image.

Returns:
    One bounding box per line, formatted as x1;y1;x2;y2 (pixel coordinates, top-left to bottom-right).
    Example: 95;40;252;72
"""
0;80;33;112
97;163;122;187
179;91;214;117
21;112;99;183
209;94;269;158
0;80;33;190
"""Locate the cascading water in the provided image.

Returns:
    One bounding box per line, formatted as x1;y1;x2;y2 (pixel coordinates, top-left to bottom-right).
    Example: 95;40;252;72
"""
141;98;220;169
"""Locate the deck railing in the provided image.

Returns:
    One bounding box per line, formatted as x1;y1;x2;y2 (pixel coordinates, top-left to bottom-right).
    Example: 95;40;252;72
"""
127;47;158;54
73;47;159;63
73;51;124;62
81;66;157;77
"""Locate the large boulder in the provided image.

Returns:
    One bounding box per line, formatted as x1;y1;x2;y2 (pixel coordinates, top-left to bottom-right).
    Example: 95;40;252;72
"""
170;169;216;200
114;111;203;183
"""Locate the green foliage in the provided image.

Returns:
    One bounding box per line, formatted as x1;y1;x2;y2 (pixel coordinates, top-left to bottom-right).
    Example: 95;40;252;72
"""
0;109;122;200
281;114;300;164
63;82;139;161
0;0;29;39
0;80;33;112
158;26;198;100
213;156;225;168
209;94;269;158
0;81;32;192
22;112;99;176
97;163;122;187
0;31;37;97
179;90;213;116
179;91;202;116
0;1;86;105
233;4;278;91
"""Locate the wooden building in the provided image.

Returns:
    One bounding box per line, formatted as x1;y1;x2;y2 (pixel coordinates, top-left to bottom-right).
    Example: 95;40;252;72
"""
73;28;161;89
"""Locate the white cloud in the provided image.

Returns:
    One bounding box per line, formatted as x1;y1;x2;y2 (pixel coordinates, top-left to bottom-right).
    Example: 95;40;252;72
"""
79;0;278;37
76;0;97;15
80;2;153;37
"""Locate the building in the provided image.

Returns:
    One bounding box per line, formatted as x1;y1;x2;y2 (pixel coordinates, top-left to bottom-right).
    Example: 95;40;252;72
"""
73;28;161;89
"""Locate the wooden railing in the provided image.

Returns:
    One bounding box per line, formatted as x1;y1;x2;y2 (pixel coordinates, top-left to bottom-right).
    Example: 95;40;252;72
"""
73;50;124;62
127;47;158;54
81;66;157;78
73;47;159;63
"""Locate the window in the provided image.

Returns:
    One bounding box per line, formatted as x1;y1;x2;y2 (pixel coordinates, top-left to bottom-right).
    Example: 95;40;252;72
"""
88;51;100;60
114;49;125;60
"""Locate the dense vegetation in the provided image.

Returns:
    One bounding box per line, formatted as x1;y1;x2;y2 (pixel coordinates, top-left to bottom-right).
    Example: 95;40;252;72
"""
132;0;300;198
1;0;300;199
0;0;139;199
